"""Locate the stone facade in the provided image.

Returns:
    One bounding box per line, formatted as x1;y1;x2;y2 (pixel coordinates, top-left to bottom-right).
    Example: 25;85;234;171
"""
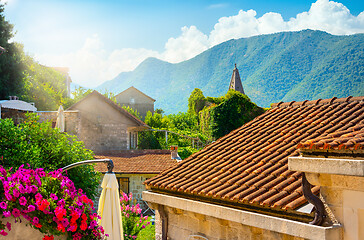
153;206;305;240
37;110;80;135
1;216;66;240
144;191;339;240
115;86;155;120
289;155;364;240
39;91;147;153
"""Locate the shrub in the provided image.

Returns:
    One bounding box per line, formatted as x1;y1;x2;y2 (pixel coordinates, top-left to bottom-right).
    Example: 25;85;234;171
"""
0;165;107;239
120;192;150;240
0;114;100;199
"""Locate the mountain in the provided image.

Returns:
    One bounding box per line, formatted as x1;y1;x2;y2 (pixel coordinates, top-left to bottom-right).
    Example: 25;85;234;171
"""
97;30;364;114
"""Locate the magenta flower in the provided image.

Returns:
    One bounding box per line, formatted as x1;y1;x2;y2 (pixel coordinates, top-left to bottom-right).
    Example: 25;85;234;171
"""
19;196;27;206
0;229;8;236
50;193;58;201
32;217;39;225
3;211;11;217
0;201;7;209
28;205;35;212
6;222;11;231
13;188;20;198
12;208;20;218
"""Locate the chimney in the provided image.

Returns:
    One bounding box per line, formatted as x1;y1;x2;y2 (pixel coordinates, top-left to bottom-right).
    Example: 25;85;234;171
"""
9;96;19;100
170;145;182;162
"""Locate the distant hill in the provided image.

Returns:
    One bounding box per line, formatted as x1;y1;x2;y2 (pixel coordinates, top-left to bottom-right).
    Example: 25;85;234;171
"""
97;30;364;114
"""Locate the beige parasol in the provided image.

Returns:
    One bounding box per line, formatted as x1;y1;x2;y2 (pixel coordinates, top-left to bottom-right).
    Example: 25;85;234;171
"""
55;105;65;132
98;173;124;240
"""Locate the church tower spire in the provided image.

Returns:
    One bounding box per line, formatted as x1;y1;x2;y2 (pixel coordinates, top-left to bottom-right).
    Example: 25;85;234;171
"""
228;64;245;94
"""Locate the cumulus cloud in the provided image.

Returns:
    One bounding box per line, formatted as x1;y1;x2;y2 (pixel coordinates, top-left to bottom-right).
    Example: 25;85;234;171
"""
162;26;209;63
37;0;364;88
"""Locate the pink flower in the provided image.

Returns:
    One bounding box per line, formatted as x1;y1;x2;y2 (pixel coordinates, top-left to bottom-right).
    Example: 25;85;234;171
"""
28;205;36;212
12;208;20;218
3;211;11;217
6;222;11;231
50;193;58;201
19;196;27;206
0;229;8;236
0;201;7;209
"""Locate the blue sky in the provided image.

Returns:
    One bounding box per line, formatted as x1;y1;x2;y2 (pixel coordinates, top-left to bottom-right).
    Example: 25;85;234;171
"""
2;0;364;87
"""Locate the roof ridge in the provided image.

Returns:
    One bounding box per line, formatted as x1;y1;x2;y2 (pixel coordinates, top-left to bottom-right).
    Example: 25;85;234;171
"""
67;90;148;127
271;96;364;109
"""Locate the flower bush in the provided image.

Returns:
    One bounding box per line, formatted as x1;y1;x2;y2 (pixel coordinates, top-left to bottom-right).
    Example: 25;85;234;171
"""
120;192;150;240
0;165;107;240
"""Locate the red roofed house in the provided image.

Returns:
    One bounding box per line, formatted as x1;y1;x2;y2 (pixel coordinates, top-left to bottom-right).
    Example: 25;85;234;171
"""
94;149;179;209
143;96;364;240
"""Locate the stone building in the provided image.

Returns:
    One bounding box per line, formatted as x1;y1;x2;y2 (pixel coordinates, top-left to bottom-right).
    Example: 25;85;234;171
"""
39;91;149;153
94;149;178;210
115;86;155;120
143;96;363;240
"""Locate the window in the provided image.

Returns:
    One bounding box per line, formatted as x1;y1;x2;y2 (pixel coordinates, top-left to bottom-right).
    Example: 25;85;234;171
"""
118;177;129;195
130;98;135;104
129;132;137;149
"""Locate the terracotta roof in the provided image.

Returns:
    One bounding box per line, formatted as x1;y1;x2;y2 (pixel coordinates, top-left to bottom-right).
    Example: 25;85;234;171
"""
67;91;148;128
145;96;364;215
297;126;364;152
94;150;177;174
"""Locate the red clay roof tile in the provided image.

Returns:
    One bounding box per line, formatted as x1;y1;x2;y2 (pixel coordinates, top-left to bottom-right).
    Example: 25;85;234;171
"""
145;96;364;213
94;150;177;174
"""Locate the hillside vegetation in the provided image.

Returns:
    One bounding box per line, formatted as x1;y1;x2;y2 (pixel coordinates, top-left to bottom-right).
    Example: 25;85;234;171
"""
97;30;364;113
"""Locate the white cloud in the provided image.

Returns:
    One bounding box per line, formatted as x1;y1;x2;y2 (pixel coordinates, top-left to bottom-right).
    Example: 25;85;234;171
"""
36;0;364;88
162;26;209;63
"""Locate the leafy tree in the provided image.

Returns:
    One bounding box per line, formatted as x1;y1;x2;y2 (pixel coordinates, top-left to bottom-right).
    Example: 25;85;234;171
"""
0;4;23;99
144;111;169;129
122;105;141;119
188;88;206;116
210;90;265;139
154;108;164;115
0;114;101;199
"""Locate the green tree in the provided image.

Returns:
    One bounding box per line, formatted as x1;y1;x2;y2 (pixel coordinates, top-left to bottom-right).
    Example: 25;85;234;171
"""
188;88;206;116
0;114;101;199
0;4;23;99
122;105;141;119
211;90;265;139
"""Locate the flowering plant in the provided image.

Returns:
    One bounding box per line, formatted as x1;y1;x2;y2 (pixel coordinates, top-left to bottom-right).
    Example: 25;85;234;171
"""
0;165;107;240
120;192;150;240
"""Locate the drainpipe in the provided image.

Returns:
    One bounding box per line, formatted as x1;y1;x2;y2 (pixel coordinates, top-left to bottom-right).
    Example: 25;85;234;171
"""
302;173;326;225
158;205;168;240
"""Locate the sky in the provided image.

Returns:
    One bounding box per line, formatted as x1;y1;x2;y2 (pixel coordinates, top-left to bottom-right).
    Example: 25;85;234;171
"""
2;0;364;88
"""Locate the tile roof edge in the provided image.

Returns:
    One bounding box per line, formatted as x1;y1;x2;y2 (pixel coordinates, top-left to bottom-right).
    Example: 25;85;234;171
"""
271;96;363;109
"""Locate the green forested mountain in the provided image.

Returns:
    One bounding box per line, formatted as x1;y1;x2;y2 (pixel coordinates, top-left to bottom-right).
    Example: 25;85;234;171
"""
97;30;364;113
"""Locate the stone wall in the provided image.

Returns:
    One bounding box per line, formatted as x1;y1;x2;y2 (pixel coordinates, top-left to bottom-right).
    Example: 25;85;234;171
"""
37;110;80;136
1;216;66;240
307;173;364;240
115;88;154;120
154;206;306;240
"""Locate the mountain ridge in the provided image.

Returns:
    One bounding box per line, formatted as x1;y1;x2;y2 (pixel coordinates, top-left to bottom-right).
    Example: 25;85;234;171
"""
97;30;364;113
